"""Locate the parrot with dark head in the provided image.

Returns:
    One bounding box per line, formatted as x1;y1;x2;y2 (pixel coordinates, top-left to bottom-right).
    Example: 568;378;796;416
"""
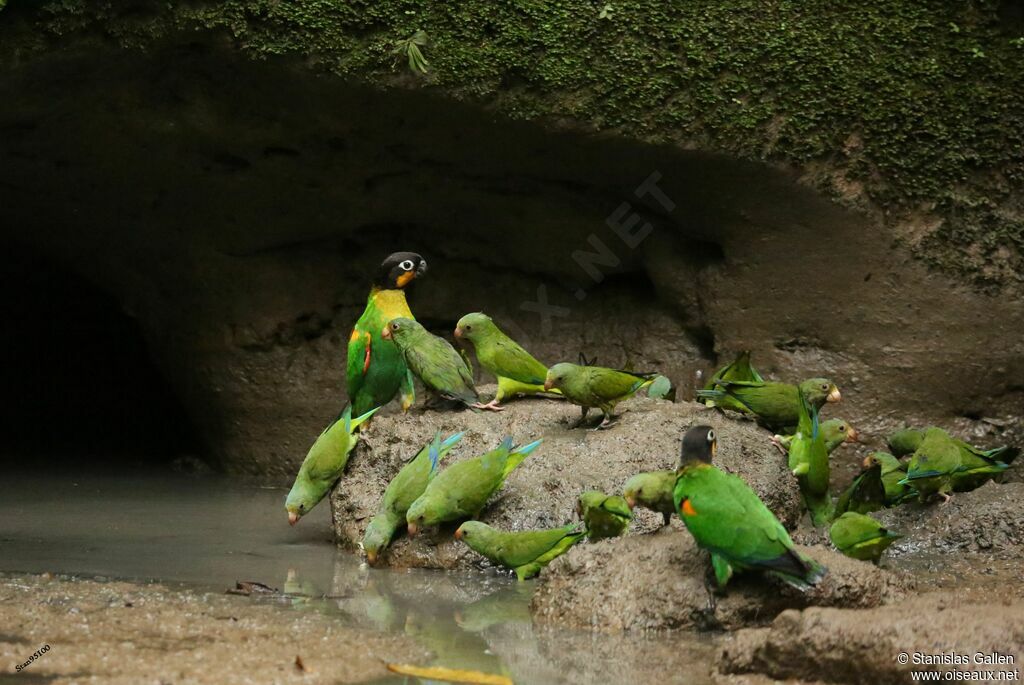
454;312;560;408
696;377;841;433
383;317;501;412
544;362;658;429
674;425;826;592
347;252;426;417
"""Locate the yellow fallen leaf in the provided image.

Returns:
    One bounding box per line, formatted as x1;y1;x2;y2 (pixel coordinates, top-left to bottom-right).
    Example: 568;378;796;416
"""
386;663;513;685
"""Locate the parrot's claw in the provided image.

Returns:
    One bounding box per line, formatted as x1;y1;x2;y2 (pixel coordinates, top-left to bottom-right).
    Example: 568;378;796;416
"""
939;492;953;506
595;416;617;430
472;401;506;412
770;435;787;455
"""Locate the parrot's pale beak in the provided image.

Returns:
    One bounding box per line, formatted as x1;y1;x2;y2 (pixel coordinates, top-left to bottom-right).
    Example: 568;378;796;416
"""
288;511;300;526
454;327;463;339
543;379;553;392
827;387;842;403
365;550;377;566
846;427;859;443
406;522;419;537
863;455;875;469
454;528;463;541
381;327;392;340
624;496;636;509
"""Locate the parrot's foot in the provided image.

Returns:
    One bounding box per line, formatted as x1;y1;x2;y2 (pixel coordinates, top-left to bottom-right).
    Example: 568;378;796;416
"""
472;401;506;412
595;416;618;430
770;435;787;455
939;492;953;505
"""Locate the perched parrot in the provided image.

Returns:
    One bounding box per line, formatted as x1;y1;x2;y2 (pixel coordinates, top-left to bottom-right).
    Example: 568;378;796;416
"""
898;427;964;503
829;512;901;563
347;252;426;417
405;437;542;534
286;405;378;525
576;490;633;539
696;377;841;433
453;312;560;407
773;418;857;455
622;471;677;526
702;350;763;407
786;388;833;526
864;451;915;505
382;317;500;412
645;374;675;401
362;431;464;565
888;427;1014;492
544;362;659;429
455;521;585;580
834;458;886;516
674;425;827;591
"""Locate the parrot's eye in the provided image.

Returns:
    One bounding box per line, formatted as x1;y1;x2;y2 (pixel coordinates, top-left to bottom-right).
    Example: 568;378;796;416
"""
399;259;415;271
840;424;847;431
299;504;306;511
391;322;400;331
465;325;472;331
706;429;716;442
821;384;829;391
636;488;643;496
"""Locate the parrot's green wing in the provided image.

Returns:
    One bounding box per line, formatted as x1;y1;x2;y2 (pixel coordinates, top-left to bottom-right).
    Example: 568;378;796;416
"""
489;336;548;385
514;530;585;580
601;495;634;519
402;331;479;405
585;367;656;402
495;525;582;568
834;463;886;516
347;291;414;415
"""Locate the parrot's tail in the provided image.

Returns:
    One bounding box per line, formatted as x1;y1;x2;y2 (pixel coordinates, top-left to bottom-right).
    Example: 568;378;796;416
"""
503;438;543;477
764;548;827;591
985;446;1019;464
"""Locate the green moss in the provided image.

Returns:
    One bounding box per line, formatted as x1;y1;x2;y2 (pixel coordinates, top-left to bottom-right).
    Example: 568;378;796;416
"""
7;0;1024;288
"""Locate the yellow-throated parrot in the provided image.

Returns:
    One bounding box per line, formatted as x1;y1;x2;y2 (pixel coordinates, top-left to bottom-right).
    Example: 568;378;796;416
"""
622;471;676;526
577;490;633;539
286;405;378;525
362;430;464;565
455;520;585;580
347;252;426;417
454;312;560;408
696;377;840;433
674;425;827;591
544;362;658;429
383;317;501;412
773;418;857;455
702;350;763;407
829;512;901;563
405;437;542;534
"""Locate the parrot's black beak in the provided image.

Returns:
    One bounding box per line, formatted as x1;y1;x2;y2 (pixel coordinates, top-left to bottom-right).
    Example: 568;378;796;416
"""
417;261;427;276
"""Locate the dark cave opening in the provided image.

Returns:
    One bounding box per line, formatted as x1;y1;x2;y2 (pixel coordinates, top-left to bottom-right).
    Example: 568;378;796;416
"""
0;244;202;469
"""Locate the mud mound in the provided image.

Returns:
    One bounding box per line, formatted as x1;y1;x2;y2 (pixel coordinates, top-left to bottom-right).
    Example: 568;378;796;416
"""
329;395;801;570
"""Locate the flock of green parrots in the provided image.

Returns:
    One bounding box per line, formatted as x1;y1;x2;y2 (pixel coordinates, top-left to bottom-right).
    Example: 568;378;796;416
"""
284;252;1019;594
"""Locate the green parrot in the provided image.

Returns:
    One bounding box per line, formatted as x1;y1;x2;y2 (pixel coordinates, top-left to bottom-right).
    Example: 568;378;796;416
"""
786;388;833;526
645;374;675;400
702;350;763;407
362;431;464;565
864;451;915;504
543;362;659;429
286;405;378;526
453;312;561;408
888;427;1014;492
455;520;585;581
622;471;677;526
347;252;426;417
696;377;841;433
382;317;500;412
829;512;901;563
576;490;633;539
405;437;542;534
898;426;964;503
773;418;857;455
834;457;886;516
674;425;827;592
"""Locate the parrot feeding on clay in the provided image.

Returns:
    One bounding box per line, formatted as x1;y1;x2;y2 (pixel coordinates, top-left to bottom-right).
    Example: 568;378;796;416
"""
544;362;659;429
622;471;677;527
898;427;965;503
889;427;1014;493
576;490;633;540
362;431;464;565
405;437;542;534
829;512;901;563
347;252;426;417
455;521;585;580
286;405;378;526
863;451;915;505
786;387;833;526
702;350;763;406
674;425;827;592
454;312;560;408
773;418;857;455
834;455;887;516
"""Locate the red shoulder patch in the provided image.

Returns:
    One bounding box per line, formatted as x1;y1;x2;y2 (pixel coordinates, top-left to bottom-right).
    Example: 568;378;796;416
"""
681;499;697;517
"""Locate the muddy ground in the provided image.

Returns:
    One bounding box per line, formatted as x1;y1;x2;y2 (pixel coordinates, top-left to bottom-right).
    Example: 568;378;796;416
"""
0;574;424;685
